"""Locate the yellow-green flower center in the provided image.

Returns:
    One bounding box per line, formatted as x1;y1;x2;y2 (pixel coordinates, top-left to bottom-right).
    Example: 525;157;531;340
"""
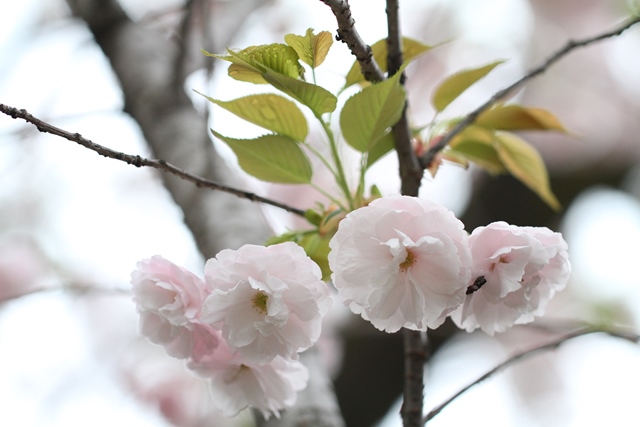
252;291;269;314
399;249;416;272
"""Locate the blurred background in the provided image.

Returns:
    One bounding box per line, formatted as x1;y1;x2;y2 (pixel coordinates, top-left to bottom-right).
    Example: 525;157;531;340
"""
1;0;640;426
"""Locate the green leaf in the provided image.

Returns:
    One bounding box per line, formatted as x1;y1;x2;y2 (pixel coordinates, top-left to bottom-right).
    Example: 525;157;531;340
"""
206;45;305;84
366;131;395;168
447;125;505;174
344;37;433;89
304;208;323;226
370;184;382;198
262;68;337;117
267;230;332;280
203;48;265;84
299;232;332;281
340;69;406;153
448;142;505;174
265;230;305;246
493;132;561;210
195;92;308;142
212;131;312;184
226;63;267;84
431;60;505;112
285;28;333;68
476;104;567;132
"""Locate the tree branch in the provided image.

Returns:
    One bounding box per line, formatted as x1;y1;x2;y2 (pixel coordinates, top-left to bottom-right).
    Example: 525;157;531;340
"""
318;0;384;82
419;15;640;169
171;0;197;93
199;0;215;127
401;327;426;427
65;0;273;257
423;327;640;424
0;104;306;217
386;0;423;199
385;1;426;426
258;348;346;427
54;1;345;425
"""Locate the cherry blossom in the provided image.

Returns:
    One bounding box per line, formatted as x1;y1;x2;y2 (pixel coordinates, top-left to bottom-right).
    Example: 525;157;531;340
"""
131;256;218;359
121;346;241;427
328;195;472;332
188;338;309;419
0;236;51;302
450;221;571;335
201;242;332;364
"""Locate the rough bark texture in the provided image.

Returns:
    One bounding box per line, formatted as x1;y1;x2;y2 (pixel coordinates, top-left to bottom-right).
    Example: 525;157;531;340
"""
258;349;345;427
65;1;344;425
66;0;269;258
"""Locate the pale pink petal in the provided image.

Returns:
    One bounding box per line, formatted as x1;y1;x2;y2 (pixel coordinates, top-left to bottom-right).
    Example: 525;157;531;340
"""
131;256;219;359
329;195;471;332
450;222;571;335
201;242;331;364
188;340;308;419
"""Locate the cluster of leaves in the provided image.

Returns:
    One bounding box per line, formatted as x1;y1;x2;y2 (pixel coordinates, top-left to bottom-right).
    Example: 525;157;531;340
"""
199;29;567;278
199;30;430;204
427;60;566;210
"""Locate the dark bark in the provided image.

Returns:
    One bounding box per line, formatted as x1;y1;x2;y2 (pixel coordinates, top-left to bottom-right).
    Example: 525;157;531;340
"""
66;0;270;258
65;1;345;425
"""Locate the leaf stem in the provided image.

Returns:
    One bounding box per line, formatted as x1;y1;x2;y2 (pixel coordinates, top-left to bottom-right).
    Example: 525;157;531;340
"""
320;118;354;209
310;182;348;210
301;142;349;209
303;141;338;178
355;155;368;207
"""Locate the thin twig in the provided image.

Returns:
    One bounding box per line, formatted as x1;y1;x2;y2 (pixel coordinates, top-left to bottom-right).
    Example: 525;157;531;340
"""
423;327;640;424
0;104;306;217
318;0;384;82
419;15;640;169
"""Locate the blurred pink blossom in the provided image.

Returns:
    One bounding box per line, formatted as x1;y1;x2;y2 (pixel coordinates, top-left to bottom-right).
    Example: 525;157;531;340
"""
131;256;219;359
0;235;51;301
450;221;571;335
328;195;472;332
121;348;239;427
188;338;309;419
201;242;332;364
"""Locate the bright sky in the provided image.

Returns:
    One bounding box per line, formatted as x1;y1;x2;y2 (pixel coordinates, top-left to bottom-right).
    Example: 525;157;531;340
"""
1;1;640;426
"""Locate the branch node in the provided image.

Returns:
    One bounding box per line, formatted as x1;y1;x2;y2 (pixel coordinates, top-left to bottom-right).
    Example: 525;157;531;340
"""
319;0;384;82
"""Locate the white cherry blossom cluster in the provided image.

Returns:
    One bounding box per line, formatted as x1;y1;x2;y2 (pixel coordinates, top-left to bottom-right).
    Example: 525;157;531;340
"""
131;242;332;419
131;195;570;418
329;195;571;335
